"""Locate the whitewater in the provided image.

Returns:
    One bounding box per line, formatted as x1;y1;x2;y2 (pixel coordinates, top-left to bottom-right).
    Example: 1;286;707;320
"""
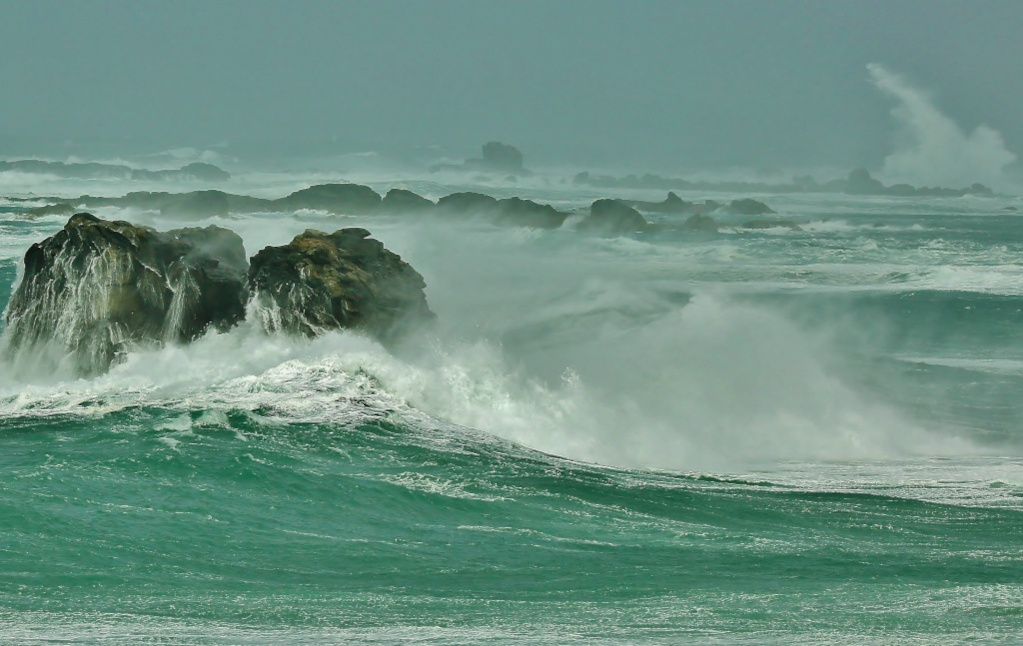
1;169;1022;644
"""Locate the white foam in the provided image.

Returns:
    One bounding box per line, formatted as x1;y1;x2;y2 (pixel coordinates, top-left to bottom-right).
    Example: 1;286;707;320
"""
898;356;1023;376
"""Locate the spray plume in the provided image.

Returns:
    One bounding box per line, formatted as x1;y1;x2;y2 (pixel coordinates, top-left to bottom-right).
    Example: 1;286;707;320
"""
867;63;1016;189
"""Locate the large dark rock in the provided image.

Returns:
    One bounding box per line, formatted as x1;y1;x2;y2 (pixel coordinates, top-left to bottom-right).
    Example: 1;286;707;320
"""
248;228;434;344
577;199;650;234
2;213;247;376
273;183;382;214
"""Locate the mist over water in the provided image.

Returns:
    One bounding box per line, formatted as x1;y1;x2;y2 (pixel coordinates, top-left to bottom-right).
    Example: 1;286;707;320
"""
0;198;991;472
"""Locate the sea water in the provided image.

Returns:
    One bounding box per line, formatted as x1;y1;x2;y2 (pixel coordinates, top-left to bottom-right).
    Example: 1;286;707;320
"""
1;171;1022;644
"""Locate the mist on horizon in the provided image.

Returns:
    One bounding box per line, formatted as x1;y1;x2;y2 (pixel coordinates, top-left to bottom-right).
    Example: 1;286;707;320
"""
1;0;1021;186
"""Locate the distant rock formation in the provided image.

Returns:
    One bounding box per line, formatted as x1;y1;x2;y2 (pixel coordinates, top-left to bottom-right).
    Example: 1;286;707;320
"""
3;214;247;376
272;183;382;214
623;194;774;217
131;162;231;182
577;200;650;234
0;160;231;182
435;192;567;228
724;199;775;216
160;190;230;218
842;168;993;197
0;160;134;180
380;188;435;213
625;192;694;214
25;202;76;218
430;142;531;176
436;192;499;215
248;228;434;344
844;168;887;195
17;183;571;228
574;169;996;198
12;183;791;237
62;190;231;220
469;142;525;173
493;197;567;229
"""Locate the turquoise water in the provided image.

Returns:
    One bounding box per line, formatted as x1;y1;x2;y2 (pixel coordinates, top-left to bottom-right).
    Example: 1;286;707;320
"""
1;182;1022;643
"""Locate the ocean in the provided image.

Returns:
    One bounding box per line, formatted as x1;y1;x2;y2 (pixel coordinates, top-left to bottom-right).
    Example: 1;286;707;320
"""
1;169;1022;644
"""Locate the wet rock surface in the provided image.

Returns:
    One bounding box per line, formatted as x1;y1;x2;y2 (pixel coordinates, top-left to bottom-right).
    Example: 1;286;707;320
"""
3;213;247;375
248;228;434;344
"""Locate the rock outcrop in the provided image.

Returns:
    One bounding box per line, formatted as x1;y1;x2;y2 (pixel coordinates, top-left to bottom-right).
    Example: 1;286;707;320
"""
0;160;231;182
436;192;500;216
626;192;694;214
845;168;887;195
435;193;566;228
380;188;436;213
248;228;434;344
843;168;993;197
430;142;531;176
176;162;232;182
272;183;382;214
724;199;775;216
577;199;650;234
3;213;247;376
472;142;525;173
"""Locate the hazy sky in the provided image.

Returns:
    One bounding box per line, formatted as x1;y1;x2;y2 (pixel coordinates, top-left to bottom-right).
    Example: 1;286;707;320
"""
1;0;1021;177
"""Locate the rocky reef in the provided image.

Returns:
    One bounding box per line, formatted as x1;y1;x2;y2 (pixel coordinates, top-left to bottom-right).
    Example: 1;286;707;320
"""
3;213;247;375
15;181;789;238
843;168;993;198
575;168;994;198
273;183;382;214
0;160;230;182
2;214;432;375
249;228;434;344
